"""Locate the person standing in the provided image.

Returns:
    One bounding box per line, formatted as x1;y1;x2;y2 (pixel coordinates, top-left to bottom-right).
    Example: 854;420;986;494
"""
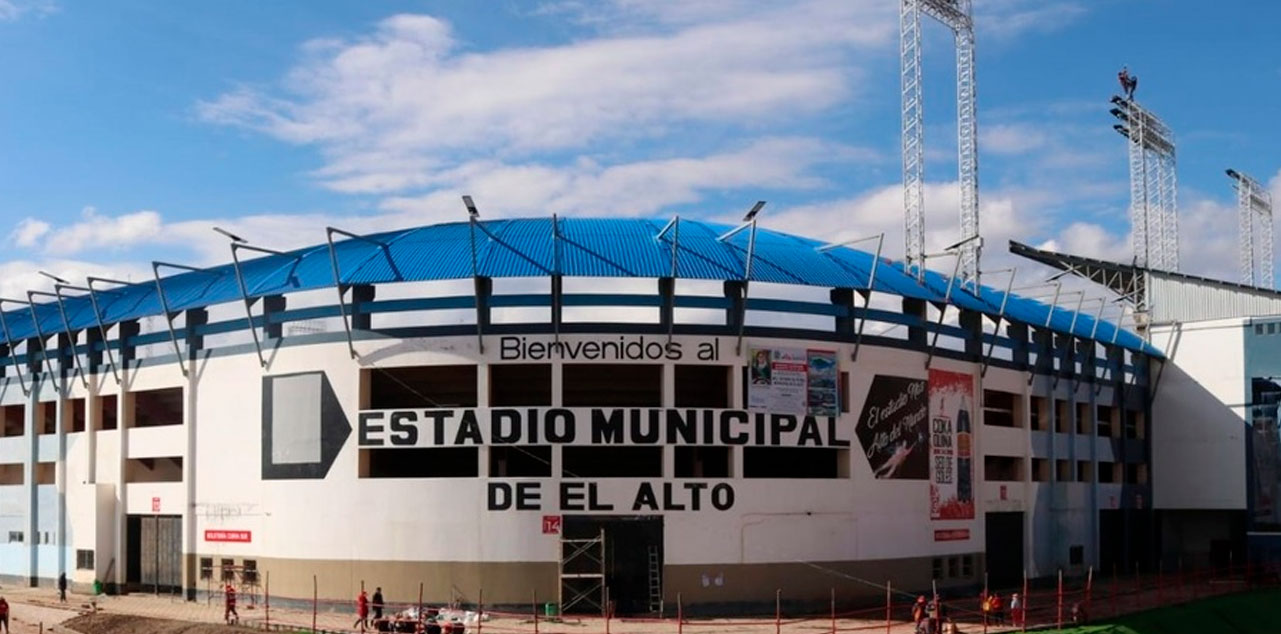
373;587;385;622
57;572;67;602
1010;592;1023;627
224;583;239;624
0;595;9;633
355;589;371;631
990;592;1004;625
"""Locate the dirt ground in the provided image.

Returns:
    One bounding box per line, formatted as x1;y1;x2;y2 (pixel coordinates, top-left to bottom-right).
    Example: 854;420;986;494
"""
61;613;264;634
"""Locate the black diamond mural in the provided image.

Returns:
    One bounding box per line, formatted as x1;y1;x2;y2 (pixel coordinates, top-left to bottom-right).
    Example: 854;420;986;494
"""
856;375;929;480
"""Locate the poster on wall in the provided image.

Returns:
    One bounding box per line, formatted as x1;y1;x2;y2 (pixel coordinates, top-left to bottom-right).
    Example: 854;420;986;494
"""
929;369;975;521
1251;378;1281;528
856;376;929;479
748;347;838;416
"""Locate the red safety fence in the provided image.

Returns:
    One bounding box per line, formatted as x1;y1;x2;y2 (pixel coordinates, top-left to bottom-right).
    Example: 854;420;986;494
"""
216;561;1281;634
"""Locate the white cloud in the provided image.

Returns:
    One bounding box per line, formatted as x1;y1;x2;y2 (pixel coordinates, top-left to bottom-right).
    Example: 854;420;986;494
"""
40;208;165;256
0;0;55;22
976;1;1087;39
981;123;1049;156
10;218;50;248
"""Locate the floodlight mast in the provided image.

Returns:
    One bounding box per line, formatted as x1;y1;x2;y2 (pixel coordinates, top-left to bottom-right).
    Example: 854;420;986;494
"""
1110;95;1178;271
901;0;981;288
1228;169;1275;288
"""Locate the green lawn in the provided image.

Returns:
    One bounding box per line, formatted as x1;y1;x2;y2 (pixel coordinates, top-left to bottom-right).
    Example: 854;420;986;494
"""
1045;589;1281;634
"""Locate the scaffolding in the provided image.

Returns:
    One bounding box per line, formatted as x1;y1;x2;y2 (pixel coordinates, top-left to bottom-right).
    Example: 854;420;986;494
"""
1110;96;1179;271
1228;168;1275;288
900;0;981;287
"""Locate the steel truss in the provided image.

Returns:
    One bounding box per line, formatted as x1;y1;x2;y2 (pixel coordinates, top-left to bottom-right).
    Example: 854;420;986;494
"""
1228;169;1274;287
1112;97;1178;271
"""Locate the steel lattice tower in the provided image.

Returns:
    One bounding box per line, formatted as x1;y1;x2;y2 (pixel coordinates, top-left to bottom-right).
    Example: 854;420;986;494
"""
900;0;981;286
1228;169;1275;287
1111;97;1178;271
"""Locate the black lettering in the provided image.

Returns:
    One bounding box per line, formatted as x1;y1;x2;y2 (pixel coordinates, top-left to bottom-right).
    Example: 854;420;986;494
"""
516;482;541;510
754;412;767;445
711;483;735;510
601;340;619;360
592;409;625;444
625;339;644;360
563;340;585;359
696;341;715;361
720;410;749;445
666;341;683;361
686;482;708;511
389;411;419;446
645;341;663;360
455;410;484;445
528;341;546;360
488;482;512;510
631;482;659;511
546;409;575;443
492;409;521;444
661;482;685;511
526;409;540;444
666;410;697;445
583;341;601;358
424;410;449;445
828;417;851;447
500;336;521;361
358;412;385;446
560;482;586;511
798;416;823;446
630;409;660;444
770;414;798;445
588;482;613;510
702;410;715;444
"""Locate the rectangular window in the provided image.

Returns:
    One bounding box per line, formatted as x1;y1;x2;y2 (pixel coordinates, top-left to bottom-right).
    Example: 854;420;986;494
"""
962;555;973;578
0;463;23;485
1125;410;1145;440
563;364;661;407
221;558;235;582
488;446;552;477
242;559;258;584
1077;461;1094;483
369;366;478;409
1097;405;1114;438
839;371;851;414
1030;397;1047;431
35;462;55;485
489;364;552;406
75;549;94;570
124;457;183;483
1076;403;1090;435
1098;462;1118;483
674;365;730;408
132;388;184;428
984;456;1023;482
36;402;54;435
948;556;960;578
200;557;213;580
7;531;21;543
1032;458;1049;482
1054;399;1070;434
1125;463;1149;485
99;395;118;431
1069;545;1084;566
562;446;662;478
1270;323;1277;335
1;405;21;437
1258;324;1266;336
675;447;731;478
743;448;846;479
362;448;479;478
982;390;1019;427
1056;459;1073;482
932;557;943;580
68;399;86;433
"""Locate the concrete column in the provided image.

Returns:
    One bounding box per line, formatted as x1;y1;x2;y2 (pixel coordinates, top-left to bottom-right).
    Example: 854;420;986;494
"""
831;288;856;341
658;277;675;332
723;281;745;332
262;295;286;340
183;309;205;599
350;285;376;331
114;383;131;593
24;380;37;586
902;298;927;347
959;309;983;359
56;389;67;585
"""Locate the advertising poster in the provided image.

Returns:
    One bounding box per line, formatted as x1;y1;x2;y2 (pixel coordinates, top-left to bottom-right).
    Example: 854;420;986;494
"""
748;347;839;416
855;376;929;479
1251;378;1281;528
929;369;975;521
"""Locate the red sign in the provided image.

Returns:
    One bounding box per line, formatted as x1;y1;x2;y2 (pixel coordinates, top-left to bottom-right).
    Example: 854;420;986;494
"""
541;515;562;535
151;497;160;513
204;530;252;543
934;529;971;542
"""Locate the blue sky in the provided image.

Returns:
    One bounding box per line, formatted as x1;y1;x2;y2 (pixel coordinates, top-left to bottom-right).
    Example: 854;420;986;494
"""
0;0;1277;296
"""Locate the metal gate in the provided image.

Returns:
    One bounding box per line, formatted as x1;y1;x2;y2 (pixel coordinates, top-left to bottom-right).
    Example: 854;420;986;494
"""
135;515;182;592
559;529;605;614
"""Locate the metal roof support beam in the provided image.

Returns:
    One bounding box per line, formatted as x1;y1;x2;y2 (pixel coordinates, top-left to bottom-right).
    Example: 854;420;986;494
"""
229;243;291;369
32;289;87;389
923;252;964;370
324;227;364;359
734;216;759;356
7;296;58;391
83;277;128;383
468;214;485;354
1052;291;1086;390
0;301;30;395
816;233;885;362
979;268;1017;377
151;261;212;377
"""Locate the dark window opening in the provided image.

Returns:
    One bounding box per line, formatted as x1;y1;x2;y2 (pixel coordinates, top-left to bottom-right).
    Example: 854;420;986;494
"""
932;557;943;579
37;402;54;435
362;448;479;478
984;456;1022;482
1076;403;1090;435
221;559;235;582
948;556;960;578
1056;459;1073;482
982;390;1019;427
0;464;23;485
1098;462;1118;483
242;559;258;584
675;446;731;478
563;364;661;407
124;457;183;483
839;371;851;414
68;398;86;433
1;405;22;437
962;555;974;577
743;448;844;479
132;388;184;428
490;364;552;406
1069;545;1084;566
76;549;94;570
1097;405;1114;438
674;365;730;408
370;365;478;409
489;446;552;477
200;557;213;580
35;462;55;485
562;446;662;478
1032;458;1049;482
1078;461;1094;482
1054;399;1070;434
1030;397;1047;431
99;395;118;431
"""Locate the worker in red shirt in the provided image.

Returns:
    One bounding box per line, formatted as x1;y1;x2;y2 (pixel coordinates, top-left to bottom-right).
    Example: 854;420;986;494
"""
224;583;239;624
0;595;9;633
355;589;370;631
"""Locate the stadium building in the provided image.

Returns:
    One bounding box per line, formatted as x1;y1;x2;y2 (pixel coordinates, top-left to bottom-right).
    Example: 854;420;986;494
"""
0;217;1243;613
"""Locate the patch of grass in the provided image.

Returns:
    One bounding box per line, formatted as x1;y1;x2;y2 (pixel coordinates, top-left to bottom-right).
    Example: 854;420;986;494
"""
1048;589;1281;634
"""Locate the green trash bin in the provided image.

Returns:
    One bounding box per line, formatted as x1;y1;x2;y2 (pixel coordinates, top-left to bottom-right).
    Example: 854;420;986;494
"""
92;580;102;595
544;602;558;618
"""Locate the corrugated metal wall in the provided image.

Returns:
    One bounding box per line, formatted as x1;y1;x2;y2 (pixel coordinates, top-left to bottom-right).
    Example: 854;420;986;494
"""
1148;273;1281;323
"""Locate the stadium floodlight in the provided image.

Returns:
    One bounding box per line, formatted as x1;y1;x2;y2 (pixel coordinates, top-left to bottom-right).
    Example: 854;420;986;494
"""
462;195;480;219
718;201;767;242
38;270;69;285
213;226;248;243
743;200;766;223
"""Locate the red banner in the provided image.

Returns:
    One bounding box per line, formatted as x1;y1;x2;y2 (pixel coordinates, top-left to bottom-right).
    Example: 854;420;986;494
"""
929;369;976;520
204;530;252;543
934;529;971;542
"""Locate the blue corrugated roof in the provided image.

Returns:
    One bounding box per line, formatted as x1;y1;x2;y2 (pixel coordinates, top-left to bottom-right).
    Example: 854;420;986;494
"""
0;218;1158;356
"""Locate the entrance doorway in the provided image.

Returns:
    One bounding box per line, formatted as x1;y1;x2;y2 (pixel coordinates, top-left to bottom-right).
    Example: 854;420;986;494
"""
125;515;182;593
984;512;1024;589
561;516;663;616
